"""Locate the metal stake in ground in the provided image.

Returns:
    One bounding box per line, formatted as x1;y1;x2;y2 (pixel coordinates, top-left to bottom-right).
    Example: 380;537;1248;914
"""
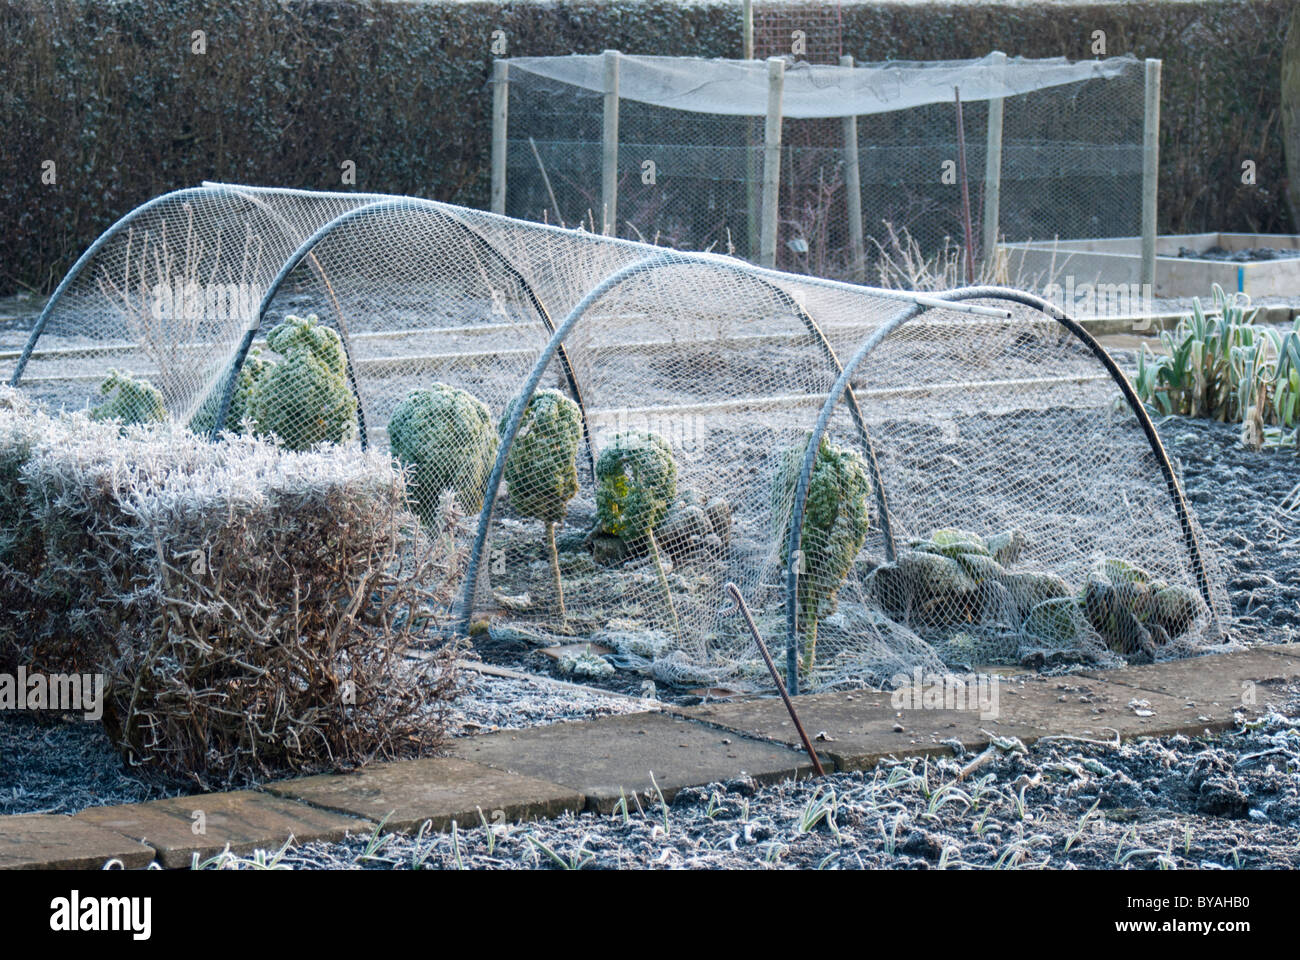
723;582;825;777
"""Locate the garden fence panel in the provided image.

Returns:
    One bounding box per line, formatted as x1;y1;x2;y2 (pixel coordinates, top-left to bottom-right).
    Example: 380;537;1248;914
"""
501;53;1147;294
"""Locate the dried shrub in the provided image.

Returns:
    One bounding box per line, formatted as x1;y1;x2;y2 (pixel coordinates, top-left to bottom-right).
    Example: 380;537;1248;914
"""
0;388;47;672
19;419;217;675
0;394;138;673
100;436;464;788
0;393;464;786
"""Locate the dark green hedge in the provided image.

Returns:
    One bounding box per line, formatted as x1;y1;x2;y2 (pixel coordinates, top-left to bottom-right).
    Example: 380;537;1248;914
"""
0;0;1289;295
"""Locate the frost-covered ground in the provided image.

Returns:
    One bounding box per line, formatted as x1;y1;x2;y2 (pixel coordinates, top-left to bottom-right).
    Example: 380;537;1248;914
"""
0;665;651;816
210;680;1300;871
1157;417;1300;645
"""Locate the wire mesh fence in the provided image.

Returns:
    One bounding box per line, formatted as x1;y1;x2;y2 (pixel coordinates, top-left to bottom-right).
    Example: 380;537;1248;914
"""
10;184;1227;694
500;53;1148;297
2;185;375;420
752;0;844;64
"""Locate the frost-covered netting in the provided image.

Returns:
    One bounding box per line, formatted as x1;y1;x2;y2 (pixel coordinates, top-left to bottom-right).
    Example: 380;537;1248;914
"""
465;255;1228;690
13;185;1227;694
784;300;1230;689
502;53;1145;284
5;184;378;421
467;255;898;689
506;54;1132;118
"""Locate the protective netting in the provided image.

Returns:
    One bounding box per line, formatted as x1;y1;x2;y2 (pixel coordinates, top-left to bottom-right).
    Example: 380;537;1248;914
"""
12;184;1228;694
501;53;1145;288
789;303;1229;689
2;184;377;420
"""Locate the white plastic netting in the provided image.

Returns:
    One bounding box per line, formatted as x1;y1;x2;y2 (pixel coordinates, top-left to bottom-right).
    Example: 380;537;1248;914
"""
10;184;1228;694
2;185;378;419
501;52;1145;287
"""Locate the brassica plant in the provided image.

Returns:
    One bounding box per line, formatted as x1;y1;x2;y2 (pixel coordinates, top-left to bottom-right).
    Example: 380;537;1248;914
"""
389;382;499;524
500;389;582;620
250;314;356;450
773;434;872;675
595;431;679;637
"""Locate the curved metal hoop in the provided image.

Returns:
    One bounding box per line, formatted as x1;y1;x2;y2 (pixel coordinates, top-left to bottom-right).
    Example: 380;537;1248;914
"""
10;184;377;444
10;185;259;387
453;250;906;634
781;285;1218;692
214;197;596;469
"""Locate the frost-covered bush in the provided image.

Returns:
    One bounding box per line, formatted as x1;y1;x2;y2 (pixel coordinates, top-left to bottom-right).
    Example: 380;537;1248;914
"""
250;314;357;450
0;390;69;671
0;393;463;784
21;419;225;674
0;389;43;566
500;389;581;619
389;382;499;522
103;438;462;786
90;369;166;426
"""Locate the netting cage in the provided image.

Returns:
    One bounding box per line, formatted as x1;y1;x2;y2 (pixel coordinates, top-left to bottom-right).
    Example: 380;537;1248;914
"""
497;52;1150;292
12;183;1228;695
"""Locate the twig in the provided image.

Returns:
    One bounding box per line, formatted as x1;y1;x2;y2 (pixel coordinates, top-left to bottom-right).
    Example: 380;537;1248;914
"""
956;743;997;781
528;136;565;228
954;86;976;283
1035;728;1123;749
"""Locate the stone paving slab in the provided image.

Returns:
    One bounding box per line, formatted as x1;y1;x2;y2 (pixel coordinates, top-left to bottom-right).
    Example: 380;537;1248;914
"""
450;712;814;813
684;674;1244;772
75;791;369;869
992;674;1241;741
686;689;984;772
7;646;1298;868
1081;646;1300;710
0;814;156;870
267;757;584;834
1262;642;1300;659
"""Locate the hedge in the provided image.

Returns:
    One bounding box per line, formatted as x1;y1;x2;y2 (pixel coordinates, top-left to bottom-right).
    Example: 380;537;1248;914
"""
0;387;463;787
0;0;1290;296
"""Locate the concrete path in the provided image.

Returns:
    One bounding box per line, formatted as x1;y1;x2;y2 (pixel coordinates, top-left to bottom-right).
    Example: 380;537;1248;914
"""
3;644;1298;869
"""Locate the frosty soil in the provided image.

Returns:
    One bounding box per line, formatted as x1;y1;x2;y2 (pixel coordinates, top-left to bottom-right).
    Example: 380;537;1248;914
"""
0;666;649;816
219;679;1300;870
1156;416;1300;645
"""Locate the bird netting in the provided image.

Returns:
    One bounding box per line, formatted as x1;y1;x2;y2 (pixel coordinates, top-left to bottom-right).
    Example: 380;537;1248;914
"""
3;184;379;421
12;183;1227;695
498;52;1146;290
462;264;1228;692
